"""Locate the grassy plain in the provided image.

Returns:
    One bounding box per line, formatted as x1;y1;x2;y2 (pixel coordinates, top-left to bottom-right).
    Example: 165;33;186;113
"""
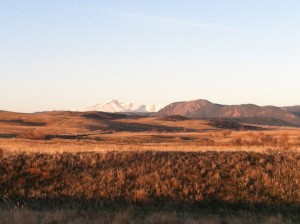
0;111;300;223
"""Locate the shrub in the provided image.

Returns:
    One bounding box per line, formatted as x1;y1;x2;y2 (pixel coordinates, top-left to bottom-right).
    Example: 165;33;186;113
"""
19;129;47;140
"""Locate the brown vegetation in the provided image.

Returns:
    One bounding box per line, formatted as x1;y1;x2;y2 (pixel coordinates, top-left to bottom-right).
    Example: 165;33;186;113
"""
1;151;300;205
1;110;300;222
1;110;300;152
0;207;296;224
0;150;299;223
230;132;292;147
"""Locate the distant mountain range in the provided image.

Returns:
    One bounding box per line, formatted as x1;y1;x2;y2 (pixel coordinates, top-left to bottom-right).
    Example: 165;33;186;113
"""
157;99;300;127
84;100;164;113
82;99;300;126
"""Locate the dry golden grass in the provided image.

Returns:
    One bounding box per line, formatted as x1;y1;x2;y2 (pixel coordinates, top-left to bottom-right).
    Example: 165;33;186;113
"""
1;111;300;222
1;110;300;154
1;128;300;154
0;150;300;223
1;150;299;204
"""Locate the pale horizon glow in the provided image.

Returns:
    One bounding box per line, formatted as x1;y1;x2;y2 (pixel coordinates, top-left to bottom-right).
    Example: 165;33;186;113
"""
1;1;300;112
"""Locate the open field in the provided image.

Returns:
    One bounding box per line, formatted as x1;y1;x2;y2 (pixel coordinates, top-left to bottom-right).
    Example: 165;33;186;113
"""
1;150;300;223
1;206;298;224
4;0;300;222
1;126;300;154
0;150;300;223
1;111;300;223
1;110;300;154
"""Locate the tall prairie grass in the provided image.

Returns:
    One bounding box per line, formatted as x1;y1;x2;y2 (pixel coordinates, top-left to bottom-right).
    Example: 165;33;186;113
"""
0;150;300;223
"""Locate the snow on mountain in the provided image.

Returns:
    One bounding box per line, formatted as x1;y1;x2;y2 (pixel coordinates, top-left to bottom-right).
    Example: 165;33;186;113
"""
84;100;164;113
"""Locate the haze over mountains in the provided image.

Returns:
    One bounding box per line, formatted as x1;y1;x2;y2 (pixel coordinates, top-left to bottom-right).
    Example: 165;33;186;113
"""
84;100;164;113
2;99;300;127
80;99;300;127
157;99;300;127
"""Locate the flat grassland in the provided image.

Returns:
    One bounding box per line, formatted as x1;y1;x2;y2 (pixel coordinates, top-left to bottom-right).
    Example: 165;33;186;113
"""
0;111;300;223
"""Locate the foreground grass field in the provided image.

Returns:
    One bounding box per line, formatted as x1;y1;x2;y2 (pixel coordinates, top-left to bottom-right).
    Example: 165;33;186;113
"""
0;150;300;223
0;206;297;224
1;111;300;223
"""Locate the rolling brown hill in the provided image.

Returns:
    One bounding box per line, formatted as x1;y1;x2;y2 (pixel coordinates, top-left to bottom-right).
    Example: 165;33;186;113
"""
157;99;300;126
0;109;266;141
0;110;202;140
282;106;300;117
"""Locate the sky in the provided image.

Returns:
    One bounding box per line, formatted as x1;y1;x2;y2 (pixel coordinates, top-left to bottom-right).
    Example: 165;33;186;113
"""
1;0;300;112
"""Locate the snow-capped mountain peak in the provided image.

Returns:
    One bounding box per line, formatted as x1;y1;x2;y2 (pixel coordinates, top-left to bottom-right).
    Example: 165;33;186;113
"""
84;100;164;113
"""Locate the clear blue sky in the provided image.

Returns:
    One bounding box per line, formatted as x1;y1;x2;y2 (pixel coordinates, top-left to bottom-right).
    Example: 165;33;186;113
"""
1;1;300;112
